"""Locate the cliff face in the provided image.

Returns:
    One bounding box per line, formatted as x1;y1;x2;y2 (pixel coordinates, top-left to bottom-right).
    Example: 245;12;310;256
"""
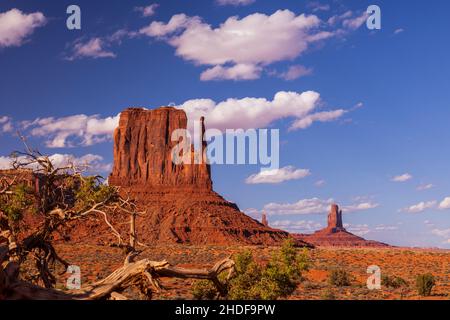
99;107;292;246
109;107;211;191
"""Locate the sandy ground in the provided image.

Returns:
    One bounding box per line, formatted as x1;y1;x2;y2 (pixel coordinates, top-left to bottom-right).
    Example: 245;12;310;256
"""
46;244;450;300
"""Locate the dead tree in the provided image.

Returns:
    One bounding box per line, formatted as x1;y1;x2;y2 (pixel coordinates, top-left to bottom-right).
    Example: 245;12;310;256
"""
0;138;236;299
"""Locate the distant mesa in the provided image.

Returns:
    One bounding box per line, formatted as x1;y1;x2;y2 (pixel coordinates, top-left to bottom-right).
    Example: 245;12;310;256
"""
293;204;389;248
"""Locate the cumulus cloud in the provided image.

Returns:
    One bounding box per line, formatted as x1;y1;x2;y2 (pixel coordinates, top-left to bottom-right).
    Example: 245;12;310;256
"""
177;90;346;132
439;197;450;210
0;153;112;173
200;63;262;81
66;37;117;60
135;3;159;17
140;10;336;80
391;173;412;182
245;166;311;184
0;116;13;133
216;0;255;6
401;201;437;213
23;113;120;148
18;90;347;148
261;198;378;216
0;8;46;48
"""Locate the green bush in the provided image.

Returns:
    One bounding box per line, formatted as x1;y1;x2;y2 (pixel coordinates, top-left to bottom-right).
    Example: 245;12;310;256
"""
191;238;310;300
416;273;435;296
382;274;408;289
0;183;34;222
192;280;218;300
328;269;351;287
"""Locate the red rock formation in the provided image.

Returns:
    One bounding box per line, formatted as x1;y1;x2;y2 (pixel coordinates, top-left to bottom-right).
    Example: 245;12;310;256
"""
326;204;344;233
293;204;389;247
261;213;269;227
109;107;211;191
103;107;294;246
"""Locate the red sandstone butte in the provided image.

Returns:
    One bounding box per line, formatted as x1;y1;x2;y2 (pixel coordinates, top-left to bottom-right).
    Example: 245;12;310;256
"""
293;204;389;247
105;107;298;246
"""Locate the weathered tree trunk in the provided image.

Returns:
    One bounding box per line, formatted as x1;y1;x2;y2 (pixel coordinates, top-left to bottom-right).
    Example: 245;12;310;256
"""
0;246;234;300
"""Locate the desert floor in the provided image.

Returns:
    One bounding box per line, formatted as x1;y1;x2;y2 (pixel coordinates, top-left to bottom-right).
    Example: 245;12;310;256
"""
50;244;449;300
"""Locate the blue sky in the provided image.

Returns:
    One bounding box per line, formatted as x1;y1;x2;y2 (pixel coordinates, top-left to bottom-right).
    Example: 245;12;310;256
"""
1;0;450;248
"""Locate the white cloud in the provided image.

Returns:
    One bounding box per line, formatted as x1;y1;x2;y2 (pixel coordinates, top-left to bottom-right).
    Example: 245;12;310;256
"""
0;9;46;48
342;202;379;212
438;197;450;210
261;198;377;216
401;201;437;213
417;183;434;191
394;28;404;35
245;166;311;184
0;153;111;173
135;4;159;17
0;116;13;133
271;219;323;233
431;228;450;238
307;2;330;13
342;12;368;30
345;223;370;236
314;179;325;187
66;37;116;60
20;90;346;148
177;90;346;132
200;63;262;81
24;113;120;148
264;197;333;215
374;224;398;231
274;65;313;81
216;0;255;6
391;173;412;182
289;109;345;130
140;10;336;80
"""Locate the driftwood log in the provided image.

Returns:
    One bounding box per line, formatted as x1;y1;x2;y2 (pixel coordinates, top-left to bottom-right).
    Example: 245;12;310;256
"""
0;245;235;300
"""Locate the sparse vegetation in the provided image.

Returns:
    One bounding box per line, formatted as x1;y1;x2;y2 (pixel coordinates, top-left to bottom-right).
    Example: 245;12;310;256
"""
382;274;408;289
192;239;310;300
328;269;352;287
416;273;435;296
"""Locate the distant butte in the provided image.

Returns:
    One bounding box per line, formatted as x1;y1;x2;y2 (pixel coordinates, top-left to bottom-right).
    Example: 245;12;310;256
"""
293;204;389;247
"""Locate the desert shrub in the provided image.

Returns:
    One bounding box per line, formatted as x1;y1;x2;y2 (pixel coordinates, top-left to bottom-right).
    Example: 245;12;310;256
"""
191;238;310;300
382;274;408;289
74;176;117;210
237;239;309;300
321;288;336;300
192;280;218;300
328;269;352;287
416;273;435;296
0;183;34;222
